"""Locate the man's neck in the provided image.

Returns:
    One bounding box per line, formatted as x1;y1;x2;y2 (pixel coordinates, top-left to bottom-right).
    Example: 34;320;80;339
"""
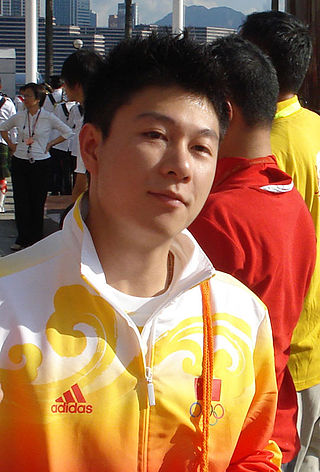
278;92;295;102
86;212;174;298
219;124;272;160
104;249;173;297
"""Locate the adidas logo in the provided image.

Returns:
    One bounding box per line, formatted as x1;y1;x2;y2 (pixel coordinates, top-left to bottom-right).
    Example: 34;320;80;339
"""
51;383;93;414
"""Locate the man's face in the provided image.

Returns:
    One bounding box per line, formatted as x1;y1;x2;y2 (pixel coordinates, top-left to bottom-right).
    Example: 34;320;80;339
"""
63;81;83;103
82;85;220;244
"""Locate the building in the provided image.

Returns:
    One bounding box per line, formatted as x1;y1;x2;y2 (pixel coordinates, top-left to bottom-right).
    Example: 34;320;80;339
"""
0;15;236;95
52;0;76;26
89;10;96;27
53;0;96;27
97;24;235;55
134;24;235;44
0;16;104;84
0;0;40;17
185;26;236;43
108;14;118;29
0;47;15;97
115;2;139;29
81;25;154;54
76;0;90;26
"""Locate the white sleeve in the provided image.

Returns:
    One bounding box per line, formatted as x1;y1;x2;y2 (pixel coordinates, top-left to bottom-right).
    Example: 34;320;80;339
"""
49;112;74;139
0;113;18;131
0;100;16;122
74;135;86;174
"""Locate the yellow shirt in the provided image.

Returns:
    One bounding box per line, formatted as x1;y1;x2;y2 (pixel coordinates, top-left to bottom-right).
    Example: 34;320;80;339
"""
271;95;320;391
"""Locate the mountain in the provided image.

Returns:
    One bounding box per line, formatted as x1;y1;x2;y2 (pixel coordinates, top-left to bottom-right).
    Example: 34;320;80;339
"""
155;5;245;29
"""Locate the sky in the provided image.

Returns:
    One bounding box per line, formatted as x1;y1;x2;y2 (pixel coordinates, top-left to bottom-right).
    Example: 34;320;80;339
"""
91;0;285;27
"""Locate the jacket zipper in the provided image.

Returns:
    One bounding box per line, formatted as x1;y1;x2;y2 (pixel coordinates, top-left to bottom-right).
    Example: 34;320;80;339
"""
146;366;155;406
139;319;157;471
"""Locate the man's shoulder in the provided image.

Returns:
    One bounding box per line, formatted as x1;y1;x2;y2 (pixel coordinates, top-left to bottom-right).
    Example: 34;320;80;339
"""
210;271;267;323
200;186;251;222
0;232;63;280
40;108;53;118
300;105;320;119
0;95;15;112
53;88;63;99
272;105;320;134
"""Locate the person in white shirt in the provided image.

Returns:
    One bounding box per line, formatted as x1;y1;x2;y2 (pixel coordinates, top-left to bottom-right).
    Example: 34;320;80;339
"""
68;101;84;179
49;100;75;195
42;75;64;113
0;79;17;212
0;82;73;250
61;49;104;201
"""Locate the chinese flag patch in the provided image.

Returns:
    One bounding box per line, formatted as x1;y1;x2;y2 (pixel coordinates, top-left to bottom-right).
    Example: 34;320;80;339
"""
195;377;221;401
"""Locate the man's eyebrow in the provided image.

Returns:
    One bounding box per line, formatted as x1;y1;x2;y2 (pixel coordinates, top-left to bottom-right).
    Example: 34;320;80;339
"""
198;128;219;140
136;112;219;140
136;112;175;124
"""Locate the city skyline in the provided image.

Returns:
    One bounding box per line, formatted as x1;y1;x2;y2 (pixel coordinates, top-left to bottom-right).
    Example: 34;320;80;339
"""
37;0;285;27
91;0;280;27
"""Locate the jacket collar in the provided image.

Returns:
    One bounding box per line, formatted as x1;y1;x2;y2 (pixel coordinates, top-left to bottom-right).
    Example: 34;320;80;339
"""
275;95;301;119
63;194;216;310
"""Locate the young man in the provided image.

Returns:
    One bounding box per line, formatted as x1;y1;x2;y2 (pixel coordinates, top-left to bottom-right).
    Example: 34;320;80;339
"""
241;13;320;471
43;75;64;113
0;35;281;471
189;35;316;470
49;99;75;195
61;49;103;202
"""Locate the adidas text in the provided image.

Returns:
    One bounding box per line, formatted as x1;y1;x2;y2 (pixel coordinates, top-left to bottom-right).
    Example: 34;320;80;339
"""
51;403;93;414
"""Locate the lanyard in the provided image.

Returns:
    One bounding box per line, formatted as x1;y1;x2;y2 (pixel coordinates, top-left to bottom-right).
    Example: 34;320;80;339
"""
23;109;41;163
27;109;41;138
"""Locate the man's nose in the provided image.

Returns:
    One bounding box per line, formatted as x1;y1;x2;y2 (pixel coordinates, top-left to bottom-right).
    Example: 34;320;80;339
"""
160;142;192;182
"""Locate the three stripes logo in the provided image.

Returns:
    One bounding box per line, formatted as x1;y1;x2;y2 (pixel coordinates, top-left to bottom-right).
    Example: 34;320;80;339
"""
51;384;93;414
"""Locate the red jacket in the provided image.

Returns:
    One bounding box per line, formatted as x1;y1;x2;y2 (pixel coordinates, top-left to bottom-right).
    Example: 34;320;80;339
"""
190;155;316;463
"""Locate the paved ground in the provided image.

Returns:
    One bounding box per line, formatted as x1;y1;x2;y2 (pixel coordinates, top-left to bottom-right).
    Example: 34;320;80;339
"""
0;178;72;257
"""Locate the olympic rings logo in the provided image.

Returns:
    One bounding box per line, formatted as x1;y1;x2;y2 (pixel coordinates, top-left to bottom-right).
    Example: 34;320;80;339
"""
189;402;225;426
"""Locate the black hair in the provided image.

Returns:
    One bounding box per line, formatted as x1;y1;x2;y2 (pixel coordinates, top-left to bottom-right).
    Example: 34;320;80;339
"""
24;82;47;107
209;34;279;127
84;34;229;139
50;75;64;89
240;11;312;95
61;49;104;96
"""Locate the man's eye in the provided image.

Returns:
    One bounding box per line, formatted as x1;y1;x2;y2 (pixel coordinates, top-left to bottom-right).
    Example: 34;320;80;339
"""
143;131;164;139
193;144;211;155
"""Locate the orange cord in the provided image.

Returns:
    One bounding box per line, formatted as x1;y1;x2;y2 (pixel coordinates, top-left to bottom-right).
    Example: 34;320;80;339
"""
200;280;214;472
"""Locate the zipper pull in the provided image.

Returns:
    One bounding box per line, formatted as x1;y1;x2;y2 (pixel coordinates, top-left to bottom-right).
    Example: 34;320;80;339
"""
146;366;155;406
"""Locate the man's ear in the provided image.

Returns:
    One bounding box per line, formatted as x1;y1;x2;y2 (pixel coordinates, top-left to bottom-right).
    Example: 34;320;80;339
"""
227;100;233;121
79;123;103;175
